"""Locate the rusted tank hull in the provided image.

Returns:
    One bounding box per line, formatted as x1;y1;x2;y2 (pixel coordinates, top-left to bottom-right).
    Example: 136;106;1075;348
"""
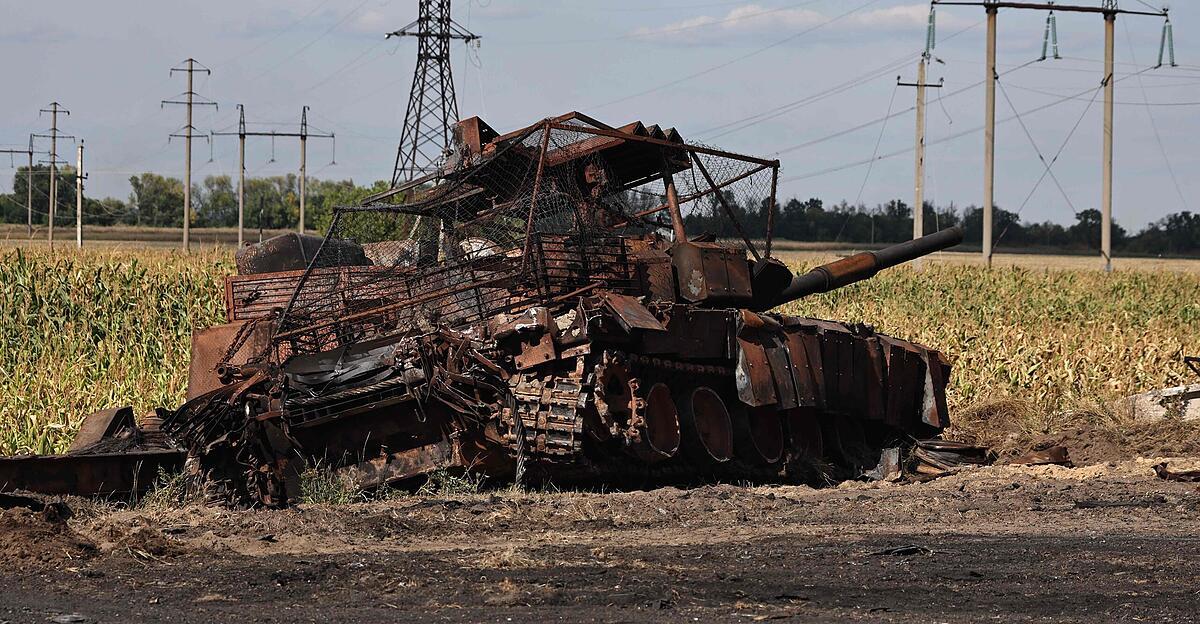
165;294;949;505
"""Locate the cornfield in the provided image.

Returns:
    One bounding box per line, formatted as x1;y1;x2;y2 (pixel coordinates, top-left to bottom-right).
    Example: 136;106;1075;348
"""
0;248;228;455
0;247;1197;455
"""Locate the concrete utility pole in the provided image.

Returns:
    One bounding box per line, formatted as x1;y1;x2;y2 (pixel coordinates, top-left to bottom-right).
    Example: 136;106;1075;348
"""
983;6;997;267
900;59;944;243
932;1;1169;270
213;106;332;240
300;106;308;234
238;105;246;247
34;103;73;250
1101;10;1115;272
27;137;33;239
163;59;216;252
76;141;85;248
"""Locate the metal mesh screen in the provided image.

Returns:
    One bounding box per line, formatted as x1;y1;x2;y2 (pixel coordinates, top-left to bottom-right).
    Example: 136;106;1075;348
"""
270;117;778;358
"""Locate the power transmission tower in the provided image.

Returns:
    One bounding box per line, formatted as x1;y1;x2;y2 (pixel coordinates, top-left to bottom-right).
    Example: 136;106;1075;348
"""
33;103;73;249
162;59;217;251
213;106;334;243
0;135;45;239
388;0;480;186
932;1;1169;271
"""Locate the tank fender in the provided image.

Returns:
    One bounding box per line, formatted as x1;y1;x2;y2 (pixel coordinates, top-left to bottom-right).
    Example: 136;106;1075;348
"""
734;337;777;407
598;292;666;333
734;311;796;409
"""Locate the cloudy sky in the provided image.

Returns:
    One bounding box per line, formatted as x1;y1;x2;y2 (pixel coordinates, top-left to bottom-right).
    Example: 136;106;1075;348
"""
1;0;1197;228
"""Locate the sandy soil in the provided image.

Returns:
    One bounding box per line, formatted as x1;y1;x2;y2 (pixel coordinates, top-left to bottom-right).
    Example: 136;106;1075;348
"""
3;457;1200;623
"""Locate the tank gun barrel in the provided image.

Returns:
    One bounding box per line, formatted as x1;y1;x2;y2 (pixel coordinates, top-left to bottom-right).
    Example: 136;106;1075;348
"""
777;226;963;304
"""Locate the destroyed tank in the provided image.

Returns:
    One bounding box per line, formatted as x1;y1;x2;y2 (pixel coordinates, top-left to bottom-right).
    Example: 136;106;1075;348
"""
169;112;964;507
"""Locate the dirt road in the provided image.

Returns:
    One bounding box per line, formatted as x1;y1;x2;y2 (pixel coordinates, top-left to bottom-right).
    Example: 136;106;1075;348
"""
3;458;1199;623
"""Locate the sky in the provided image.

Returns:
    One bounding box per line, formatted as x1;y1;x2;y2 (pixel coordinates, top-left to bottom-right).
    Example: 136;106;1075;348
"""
1;0;1197;229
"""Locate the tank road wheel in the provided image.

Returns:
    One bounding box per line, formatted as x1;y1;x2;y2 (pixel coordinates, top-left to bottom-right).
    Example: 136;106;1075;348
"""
628;382;681;463
679;386;734;463
836;415;873;468
819;413;872;471
733;406;785;465
784;407;824;459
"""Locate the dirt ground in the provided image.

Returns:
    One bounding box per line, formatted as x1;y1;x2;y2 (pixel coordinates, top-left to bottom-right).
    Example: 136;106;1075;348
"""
3;457;1200;623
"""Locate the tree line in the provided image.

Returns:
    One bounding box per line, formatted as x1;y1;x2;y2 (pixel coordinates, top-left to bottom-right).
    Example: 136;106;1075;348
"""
0;167;386;233
2;167;1198;256
684;194;1200;256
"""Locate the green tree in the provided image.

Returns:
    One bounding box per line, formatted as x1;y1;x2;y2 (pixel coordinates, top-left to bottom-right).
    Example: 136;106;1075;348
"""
128;173;185;227
195;175;237;228
2;165;78;226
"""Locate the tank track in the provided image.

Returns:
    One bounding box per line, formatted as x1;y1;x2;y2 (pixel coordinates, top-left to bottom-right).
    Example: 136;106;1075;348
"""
490;344;908;486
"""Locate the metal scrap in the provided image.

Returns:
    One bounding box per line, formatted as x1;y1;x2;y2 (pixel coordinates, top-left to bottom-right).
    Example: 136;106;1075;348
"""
1153;462;1200;483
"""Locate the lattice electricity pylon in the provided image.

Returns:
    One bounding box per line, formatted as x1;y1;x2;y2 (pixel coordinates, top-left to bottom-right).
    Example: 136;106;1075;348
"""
388;0;480;186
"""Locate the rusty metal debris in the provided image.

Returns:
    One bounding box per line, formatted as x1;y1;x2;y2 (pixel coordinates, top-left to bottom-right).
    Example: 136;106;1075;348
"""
863;447;904;482
910;440;991;477
1152;462;1200;483
2;112;964;506
0;407;182;498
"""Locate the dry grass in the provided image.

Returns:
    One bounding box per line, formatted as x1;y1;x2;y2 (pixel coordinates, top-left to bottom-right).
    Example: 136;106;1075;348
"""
476;545;539;570
1;246;1197;456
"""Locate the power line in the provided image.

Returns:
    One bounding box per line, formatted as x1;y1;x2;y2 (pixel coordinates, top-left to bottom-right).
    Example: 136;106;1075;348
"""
998;78;1078;213
302;39;393;94
1009;86;1101;223
1123;19;1189;213
586;0;884;112
940;56;1200;78
778;68;1153;184
854;83;901;208
548;1;752;13
32;102;73;249
1004;83;1200;105
835;81;900;242
212;105;334;241
247;0;376;83
213;0;339;70
693;16;987;141
771;58;1041;158
698;56;915;141
995;75;1082;217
